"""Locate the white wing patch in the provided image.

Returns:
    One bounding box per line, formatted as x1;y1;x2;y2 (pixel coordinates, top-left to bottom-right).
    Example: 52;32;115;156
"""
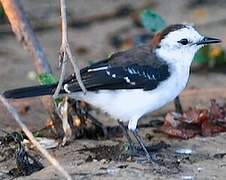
106;70;111;75
64;84;71;93
105;69;117;78
127;67;157;80
124;77;136;85
88;66;108;72
124;77;130;83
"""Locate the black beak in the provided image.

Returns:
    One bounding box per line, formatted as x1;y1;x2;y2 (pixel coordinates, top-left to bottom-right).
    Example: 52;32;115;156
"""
196;37;221;45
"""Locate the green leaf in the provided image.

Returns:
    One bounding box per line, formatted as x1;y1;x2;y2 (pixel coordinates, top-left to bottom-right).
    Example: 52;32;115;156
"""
54;98;63;105
140;9;166;32
193;46;210;64
37;73;58;85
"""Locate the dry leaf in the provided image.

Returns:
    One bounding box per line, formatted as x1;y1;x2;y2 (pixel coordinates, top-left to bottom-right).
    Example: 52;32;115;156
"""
160;99;226;139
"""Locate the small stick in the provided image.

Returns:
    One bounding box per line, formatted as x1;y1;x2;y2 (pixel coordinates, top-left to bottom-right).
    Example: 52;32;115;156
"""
0;0;65;137
174;96;183;114
66;44;87;93
59;96;72;146
54;0;86;97
53;51;67;98
0;95;72;180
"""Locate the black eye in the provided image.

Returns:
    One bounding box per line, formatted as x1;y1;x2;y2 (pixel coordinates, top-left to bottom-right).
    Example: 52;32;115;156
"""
178;38;189;45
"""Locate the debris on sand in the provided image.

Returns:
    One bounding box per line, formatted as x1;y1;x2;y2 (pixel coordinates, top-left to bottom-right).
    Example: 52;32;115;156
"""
0;131;44;177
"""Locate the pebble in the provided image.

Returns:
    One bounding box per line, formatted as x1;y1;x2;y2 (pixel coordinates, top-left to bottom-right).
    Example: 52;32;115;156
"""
176;148;192;155
182;175;193;180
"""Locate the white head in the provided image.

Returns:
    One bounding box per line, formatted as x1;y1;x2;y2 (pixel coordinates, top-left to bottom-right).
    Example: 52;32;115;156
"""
154;24;221;66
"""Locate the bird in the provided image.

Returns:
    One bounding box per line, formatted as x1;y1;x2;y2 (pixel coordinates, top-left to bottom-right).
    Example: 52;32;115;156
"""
3;24;221;161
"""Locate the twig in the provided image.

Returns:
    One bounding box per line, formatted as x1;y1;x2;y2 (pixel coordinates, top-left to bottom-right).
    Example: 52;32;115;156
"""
54;0;86;97
66;45;86;93
59;96;72;145
0;0;64;137
0;95;72;180
53;51;67;97
174;96;183;114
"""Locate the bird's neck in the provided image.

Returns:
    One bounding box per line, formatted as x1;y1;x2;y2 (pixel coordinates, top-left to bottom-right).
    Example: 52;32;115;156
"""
155;47;194;68
155;47;194;90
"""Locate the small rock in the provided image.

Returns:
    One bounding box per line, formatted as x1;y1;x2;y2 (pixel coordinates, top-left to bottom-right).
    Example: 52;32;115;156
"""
100;159;107;163
176;148;192;155
182;176;193;180
197;167;203;172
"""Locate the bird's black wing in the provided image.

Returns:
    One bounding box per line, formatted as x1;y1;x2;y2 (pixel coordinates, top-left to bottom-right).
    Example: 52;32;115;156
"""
3;46;170;99
65;45;170;92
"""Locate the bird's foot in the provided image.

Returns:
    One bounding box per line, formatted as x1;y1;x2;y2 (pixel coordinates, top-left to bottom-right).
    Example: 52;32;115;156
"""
134;154;158;165
130;129;161;164
122;142;159;164
122;142;143;156
118;121;161;164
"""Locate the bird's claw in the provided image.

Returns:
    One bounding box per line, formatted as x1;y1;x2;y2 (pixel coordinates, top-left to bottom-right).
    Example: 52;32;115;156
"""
122;143;159;164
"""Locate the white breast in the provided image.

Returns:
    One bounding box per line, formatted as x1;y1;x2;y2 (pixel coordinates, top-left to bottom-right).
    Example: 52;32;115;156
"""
71;62;190;131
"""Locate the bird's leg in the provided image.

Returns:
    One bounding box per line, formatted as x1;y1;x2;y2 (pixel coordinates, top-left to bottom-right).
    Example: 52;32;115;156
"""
117;120;134;150
131;129;152;161
174;96;183;114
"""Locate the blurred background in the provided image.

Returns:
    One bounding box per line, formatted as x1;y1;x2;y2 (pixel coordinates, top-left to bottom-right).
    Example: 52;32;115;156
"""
0;0;226;132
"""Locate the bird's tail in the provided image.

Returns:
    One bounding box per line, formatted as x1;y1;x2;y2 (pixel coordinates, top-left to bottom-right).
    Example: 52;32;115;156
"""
3;84;59;99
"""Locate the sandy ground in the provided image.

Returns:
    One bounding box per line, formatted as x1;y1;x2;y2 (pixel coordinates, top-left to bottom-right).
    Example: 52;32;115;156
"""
15;133;226;180
1;0;226;179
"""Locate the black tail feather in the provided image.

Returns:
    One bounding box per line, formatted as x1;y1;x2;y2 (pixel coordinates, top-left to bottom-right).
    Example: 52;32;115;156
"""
3;84;58;99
